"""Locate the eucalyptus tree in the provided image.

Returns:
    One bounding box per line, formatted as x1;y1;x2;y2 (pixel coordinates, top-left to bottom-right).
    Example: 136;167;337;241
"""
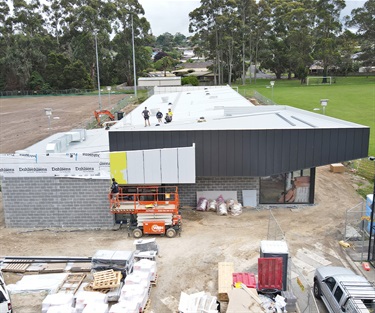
259;0;289;79
156;32;175;51
190;0;229;85
336;30;359;76
313;0;345;77
111;0;153;86
235;0;251;85
42;0;76;47
262;0;315;81
216;0;241;84
4;0;52;90
346;0;375;68
251;0;271;82
0;1;11;89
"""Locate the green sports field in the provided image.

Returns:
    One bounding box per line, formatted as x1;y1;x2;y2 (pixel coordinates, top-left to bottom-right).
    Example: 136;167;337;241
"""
236;76;375;156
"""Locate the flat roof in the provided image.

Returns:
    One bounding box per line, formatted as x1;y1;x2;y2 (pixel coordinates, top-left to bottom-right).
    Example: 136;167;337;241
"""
23;85;367;154
111;85;366;132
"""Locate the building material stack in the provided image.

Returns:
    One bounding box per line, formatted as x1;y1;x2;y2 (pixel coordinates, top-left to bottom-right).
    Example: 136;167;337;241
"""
134;238;159;255
91;250;135;278
74;290;109;313
109;259;156;313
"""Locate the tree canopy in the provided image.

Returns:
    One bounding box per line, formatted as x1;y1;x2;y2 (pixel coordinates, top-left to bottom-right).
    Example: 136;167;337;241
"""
0;0;372;91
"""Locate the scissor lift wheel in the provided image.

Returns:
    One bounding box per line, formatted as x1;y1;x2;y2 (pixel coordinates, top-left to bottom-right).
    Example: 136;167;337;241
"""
133;228;143;238
166;228;176;238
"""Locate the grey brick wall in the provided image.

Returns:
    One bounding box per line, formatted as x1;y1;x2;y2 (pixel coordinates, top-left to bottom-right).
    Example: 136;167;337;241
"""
178;176;259;207
1;176;259;228
2;177;114;228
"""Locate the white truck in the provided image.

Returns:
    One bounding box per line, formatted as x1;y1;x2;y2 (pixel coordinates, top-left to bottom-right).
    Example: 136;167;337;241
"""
0;271;12;313
313;266;375;313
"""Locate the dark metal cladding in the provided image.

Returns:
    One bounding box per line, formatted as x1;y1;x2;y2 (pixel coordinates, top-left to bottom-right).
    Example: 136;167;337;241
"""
109;128;370;177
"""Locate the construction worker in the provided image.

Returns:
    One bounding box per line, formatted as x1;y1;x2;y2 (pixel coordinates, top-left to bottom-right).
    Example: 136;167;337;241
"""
165;108;173;123
156;110;163;123
110;178;120;208
142;107;151;127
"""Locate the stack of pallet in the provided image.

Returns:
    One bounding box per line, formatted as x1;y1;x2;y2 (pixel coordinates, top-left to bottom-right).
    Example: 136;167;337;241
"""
109;259;156;313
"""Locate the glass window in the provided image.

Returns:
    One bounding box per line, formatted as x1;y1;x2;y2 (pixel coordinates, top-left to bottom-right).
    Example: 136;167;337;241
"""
326;277;336;291
334;286;343;303
260;168;312;204
260;174;286;203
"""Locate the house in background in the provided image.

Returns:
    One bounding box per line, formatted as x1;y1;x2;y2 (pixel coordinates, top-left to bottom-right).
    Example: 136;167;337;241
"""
173;62;215;84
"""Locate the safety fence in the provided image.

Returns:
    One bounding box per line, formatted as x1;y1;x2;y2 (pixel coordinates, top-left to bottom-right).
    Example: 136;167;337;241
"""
253;90;278;105
267;209;321;313
344;201;370;263
267;210;285;241
0;88;134;97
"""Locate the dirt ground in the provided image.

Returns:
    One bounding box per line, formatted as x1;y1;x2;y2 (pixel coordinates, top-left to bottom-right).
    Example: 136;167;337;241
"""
0;94;128;153
0;96;371;312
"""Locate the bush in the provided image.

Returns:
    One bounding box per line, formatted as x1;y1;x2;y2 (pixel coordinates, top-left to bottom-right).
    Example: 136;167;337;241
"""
182;76;199;86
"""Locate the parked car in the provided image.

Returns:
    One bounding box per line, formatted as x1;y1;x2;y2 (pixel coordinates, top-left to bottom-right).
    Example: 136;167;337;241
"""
0;271;12;313
313;266;375;313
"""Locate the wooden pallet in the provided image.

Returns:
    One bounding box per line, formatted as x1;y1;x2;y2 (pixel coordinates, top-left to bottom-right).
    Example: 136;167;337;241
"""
92;270;122;290
218;262;234;302
2;260;30;273
151;274;158;286
142;299;151;313
56;273;86;294
84;282;110;294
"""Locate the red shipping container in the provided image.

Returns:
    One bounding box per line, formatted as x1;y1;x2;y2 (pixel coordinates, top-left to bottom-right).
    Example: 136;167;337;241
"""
257;257;283;291
232;272;257;288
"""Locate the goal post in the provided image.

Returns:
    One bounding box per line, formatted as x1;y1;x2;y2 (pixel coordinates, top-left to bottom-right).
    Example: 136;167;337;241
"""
306;76;332;86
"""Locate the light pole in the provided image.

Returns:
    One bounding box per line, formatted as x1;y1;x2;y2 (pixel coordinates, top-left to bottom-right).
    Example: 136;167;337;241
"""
131;14;137;98
94;30;102;110
107;86;111;106
320;99;328;115
270;81;275;100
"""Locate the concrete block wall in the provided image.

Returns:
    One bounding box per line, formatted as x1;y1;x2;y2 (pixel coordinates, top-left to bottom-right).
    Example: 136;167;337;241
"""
2;177;114;228
178;176;259;207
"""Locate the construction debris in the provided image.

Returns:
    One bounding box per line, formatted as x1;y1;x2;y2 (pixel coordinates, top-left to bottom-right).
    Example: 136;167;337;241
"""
217;262;234;301
178;291;219;313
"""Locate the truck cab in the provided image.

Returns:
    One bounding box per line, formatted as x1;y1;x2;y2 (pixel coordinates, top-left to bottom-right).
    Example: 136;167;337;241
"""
0;271;12;313
314;266;375;313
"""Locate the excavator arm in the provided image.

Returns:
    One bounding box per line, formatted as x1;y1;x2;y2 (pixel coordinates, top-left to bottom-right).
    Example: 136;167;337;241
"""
94;110;115;126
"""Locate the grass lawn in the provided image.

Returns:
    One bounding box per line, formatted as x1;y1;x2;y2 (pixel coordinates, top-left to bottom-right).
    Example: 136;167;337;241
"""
235;76;375;157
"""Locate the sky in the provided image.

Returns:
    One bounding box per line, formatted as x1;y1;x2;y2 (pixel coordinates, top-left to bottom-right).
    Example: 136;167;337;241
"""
138;0;366;37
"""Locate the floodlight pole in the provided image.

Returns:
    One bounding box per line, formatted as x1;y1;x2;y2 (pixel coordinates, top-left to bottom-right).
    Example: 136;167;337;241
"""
131;14;137;98
94;30;102;110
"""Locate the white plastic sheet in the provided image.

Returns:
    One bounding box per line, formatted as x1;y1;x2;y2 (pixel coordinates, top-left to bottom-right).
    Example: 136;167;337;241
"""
7;273;67;294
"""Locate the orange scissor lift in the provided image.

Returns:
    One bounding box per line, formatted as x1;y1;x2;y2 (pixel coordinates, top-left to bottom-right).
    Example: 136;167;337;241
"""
109;186;182;238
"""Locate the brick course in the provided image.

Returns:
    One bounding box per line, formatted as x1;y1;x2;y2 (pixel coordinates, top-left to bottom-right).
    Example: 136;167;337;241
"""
1;177;113;228
178;176;259;207
1;176;259;228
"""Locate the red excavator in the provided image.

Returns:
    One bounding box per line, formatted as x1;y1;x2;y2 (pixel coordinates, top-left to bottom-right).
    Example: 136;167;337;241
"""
108;186;182;238
94;110;115;127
